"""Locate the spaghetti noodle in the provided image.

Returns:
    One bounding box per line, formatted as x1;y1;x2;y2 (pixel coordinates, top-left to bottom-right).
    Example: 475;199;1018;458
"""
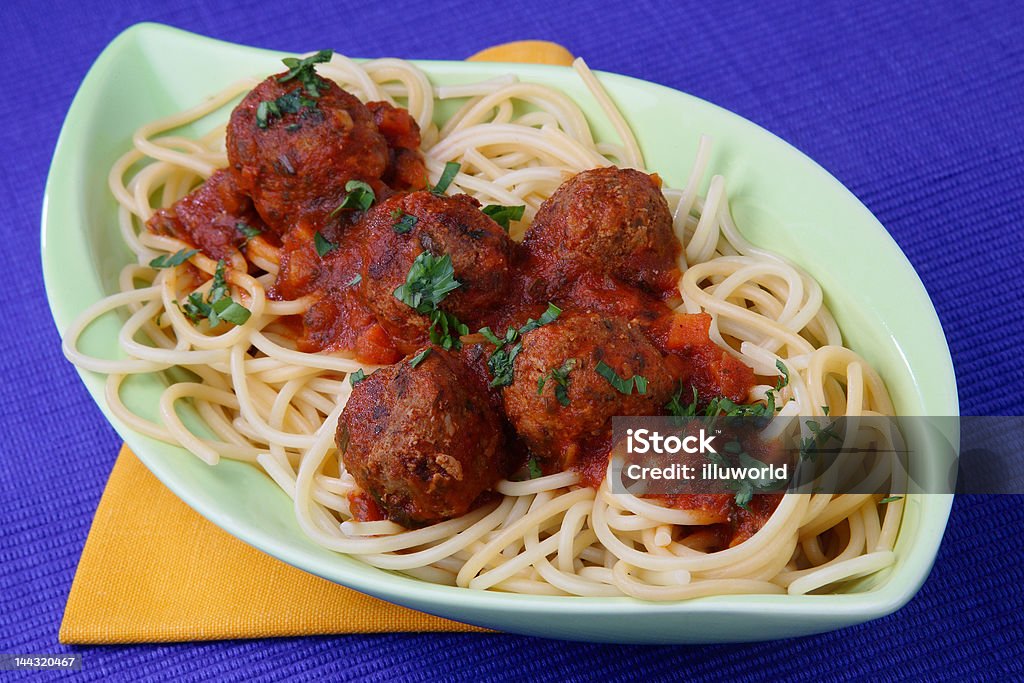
62;54;905;599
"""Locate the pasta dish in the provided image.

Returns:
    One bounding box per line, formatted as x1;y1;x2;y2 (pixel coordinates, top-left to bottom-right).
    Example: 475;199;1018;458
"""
62;50;905;600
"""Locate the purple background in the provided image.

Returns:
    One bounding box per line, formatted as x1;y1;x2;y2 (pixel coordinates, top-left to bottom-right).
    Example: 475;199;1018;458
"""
3;0;1024;680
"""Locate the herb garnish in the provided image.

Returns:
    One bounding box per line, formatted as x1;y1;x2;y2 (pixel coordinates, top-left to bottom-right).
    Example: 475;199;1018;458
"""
661;360;797;511
149;248;198;269
700;448;786;511
665;358;792;421
665;383;699;418
798;418;843;461
277;49;333;97
479;303;562;387
408;348;432;368
236;222;261;243
879;495;903;504
526;456;543;480
393;252;466;350
731;453;786;510
179;260;252;328
538;358;577;407
346;274;362;287
429;311;469;351
481;204;525;232
391;209;417;234
330;180;376;216
430;161;460;196
595;360;648;395
480;326;522;387
775;359;789;389
394;252;461;312
349;369;366;387
256;88;319;129
518;303;562;334
314;231;337;257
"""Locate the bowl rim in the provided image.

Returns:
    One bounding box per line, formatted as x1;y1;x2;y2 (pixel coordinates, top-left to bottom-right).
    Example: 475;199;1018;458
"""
42;21;958;635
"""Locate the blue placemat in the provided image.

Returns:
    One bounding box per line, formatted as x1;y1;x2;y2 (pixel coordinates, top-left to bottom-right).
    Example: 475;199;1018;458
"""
2;0;1022;680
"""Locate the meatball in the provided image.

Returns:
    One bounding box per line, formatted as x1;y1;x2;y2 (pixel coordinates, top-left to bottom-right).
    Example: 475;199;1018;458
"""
503;312;676;469
524;167;678;293
226;73;389;235
337;347;509;527
147;169;266;260
356;191;515;345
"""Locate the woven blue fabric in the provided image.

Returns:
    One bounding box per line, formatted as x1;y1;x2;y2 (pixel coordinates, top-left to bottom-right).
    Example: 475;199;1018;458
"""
2;0;1022;680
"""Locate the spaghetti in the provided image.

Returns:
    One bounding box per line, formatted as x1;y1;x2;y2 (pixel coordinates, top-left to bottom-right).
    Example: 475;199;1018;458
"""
62;54;905;599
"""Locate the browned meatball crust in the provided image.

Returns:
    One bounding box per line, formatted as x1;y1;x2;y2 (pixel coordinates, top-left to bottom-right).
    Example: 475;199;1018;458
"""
337;347;509;527
524;167;678;292
503;312;676;469
226;74;389;235
356;191;515;345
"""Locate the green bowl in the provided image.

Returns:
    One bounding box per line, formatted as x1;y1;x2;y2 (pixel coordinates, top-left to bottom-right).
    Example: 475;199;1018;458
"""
42;23;957;643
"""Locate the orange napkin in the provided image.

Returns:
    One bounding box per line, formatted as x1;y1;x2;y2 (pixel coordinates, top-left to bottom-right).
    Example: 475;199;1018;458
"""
60;446;484;643
59;41;573;645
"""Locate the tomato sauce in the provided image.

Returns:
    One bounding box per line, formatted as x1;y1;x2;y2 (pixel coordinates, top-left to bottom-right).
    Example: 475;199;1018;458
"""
282;221;769;539
151;117;771;538
347;490;385;522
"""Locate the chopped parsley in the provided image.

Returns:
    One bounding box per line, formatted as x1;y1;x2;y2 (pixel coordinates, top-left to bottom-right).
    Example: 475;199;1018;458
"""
210;299;252;326
705;396;774;419
480;326;522;387
730;453;786;510
349;369;366;387
393;252;466;350
149;248;198;269
430;161;460;196
236;222;261;243
179;260;252;328
481;204;525;232
663;355;795;421
314;231;337;257
799;418;843;461
526;456;543;480
666;384;779;421
595;360;648;395
331;180;375;216
277;49;333;97
408;348;432;368
394;252;461;313
479;303;562;388
665;383;699;418
703;450;786;511
879;495;904;504
537;358;576;406
807;419;842;443
429;310;469;351
256;88;319;129
209;259;228;302
775;359;790;389
518;303;562;334
391;209;417;234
